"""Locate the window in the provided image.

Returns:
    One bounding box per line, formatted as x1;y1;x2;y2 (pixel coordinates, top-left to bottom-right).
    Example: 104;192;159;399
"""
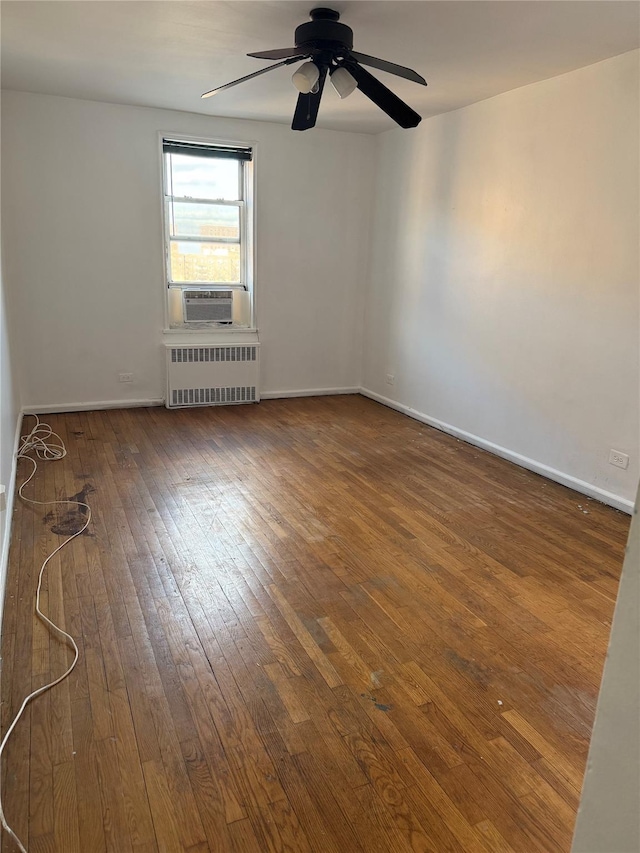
162;138;254;328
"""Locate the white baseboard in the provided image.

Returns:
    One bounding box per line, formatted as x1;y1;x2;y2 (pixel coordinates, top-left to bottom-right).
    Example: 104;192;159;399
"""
261;387;360;400
22;398;165;415
0;410;24;637
360;388;634;515
23;390;361;412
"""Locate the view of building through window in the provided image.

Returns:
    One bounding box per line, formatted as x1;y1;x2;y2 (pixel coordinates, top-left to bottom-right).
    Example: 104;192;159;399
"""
164;147;247;285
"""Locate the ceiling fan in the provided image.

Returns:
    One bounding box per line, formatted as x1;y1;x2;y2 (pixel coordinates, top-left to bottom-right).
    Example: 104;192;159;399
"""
201;7;427;131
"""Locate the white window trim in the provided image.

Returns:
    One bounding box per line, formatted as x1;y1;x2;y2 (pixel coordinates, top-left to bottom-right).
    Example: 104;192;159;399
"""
158;131;258;334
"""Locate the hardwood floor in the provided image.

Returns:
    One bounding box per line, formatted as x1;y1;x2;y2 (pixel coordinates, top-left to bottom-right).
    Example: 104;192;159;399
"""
0;395;630;853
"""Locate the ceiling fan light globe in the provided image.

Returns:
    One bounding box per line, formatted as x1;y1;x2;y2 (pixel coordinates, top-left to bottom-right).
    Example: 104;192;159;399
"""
292;61;320;93
330;66;357;99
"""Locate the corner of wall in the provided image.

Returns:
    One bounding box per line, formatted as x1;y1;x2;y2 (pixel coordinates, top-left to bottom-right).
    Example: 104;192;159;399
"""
571;482;640;851
0;230;23;636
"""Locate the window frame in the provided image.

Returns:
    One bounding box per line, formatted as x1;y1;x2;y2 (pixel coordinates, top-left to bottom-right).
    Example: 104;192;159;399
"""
159;133;256;331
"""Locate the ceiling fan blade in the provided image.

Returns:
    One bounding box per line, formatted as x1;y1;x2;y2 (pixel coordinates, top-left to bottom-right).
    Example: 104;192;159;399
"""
349;51;427;86
343;61;421;128
201;58;302;99
248;48;309;60
291;65;328;131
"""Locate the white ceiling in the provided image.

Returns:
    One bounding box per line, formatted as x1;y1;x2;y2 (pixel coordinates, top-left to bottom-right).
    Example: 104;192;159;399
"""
1;1;638;134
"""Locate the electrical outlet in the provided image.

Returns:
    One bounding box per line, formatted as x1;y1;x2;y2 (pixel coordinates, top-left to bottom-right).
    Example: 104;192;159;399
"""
609;449;629;470
119;373;133;383
385;374;395;385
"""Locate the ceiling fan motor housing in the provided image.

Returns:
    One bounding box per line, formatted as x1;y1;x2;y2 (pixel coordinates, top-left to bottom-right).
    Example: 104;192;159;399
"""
294;8;353;54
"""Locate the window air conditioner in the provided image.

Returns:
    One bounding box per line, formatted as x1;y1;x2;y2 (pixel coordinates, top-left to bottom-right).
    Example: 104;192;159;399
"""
183;290;233;323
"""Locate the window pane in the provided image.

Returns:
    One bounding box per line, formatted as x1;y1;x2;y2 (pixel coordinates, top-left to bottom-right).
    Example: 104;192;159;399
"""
168;202;240;240
166;153;240;200
169;241;241;283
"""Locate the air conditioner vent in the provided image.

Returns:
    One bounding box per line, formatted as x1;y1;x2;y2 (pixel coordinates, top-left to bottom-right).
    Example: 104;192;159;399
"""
185;291;232;300
183;290;233;323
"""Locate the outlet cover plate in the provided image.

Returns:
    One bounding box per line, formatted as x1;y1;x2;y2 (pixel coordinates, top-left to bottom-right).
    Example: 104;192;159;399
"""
609;449;629;470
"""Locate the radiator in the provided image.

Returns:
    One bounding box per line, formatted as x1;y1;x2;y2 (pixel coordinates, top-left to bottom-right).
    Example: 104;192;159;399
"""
165;344;260;409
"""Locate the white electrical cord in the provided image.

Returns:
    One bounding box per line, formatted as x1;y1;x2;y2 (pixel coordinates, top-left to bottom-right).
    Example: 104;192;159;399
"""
0;415;91;853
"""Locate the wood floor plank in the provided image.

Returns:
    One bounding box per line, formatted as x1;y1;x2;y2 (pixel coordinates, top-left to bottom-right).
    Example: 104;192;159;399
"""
1;396;629;852
52;760;81;853
70;696;108;853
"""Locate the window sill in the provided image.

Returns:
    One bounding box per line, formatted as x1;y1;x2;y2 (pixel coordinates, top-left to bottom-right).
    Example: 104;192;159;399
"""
163;326;257;334
162;327;259;346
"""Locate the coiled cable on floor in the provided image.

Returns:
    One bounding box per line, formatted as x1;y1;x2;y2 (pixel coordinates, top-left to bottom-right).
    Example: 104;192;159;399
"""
0;415;90;852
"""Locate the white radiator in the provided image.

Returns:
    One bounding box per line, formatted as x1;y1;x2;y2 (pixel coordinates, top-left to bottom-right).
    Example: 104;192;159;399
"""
165;344;260;409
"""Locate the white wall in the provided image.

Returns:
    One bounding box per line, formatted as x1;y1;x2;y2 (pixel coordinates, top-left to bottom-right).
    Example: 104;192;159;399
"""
362;50;639;507
1;92;374;407
572;481;639;852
